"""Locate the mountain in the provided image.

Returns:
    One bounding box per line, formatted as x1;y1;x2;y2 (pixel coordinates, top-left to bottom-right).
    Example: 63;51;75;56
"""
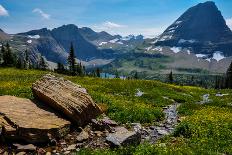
155;1;232;57
79;27;120;43
0;29;10;41
14;24;116;64
51;24;103;61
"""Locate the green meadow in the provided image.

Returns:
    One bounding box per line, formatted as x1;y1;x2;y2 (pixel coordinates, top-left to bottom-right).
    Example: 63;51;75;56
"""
0;68;231;154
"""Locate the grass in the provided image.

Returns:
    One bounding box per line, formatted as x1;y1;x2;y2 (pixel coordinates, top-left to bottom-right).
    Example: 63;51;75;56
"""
0;68;232;154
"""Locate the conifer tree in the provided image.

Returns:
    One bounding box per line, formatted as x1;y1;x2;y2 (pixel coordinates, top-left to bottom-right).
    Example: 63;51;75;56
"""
67;42;76;75
16;56;23;69
56;62;65;73
134;71;138;79
96;68;101;77
3;43;15;66
225;61;232;88
24;49;30;69
39;55;47;70
168;70;174;83
0;44;5;65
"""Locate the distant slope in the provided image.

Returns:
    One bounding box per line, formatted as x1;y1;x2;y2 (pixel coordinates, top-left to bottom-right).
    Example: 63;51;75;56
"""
0;29;10;41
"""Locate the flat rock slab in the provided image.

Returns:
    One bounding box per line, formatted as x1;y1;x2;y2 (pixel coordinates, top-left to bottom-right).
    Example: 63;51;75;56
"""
0;96;70;143
106;127;141;147
32;74;102;126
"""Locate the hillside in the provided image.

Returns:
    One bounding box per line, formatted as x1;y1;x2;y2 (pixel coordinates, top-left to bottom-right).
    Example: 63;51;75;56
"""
0;68;231;154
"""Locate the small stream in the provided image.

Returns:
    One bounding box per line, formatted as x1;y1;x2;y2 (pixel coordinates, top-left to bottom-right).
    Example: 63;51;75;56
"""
133;103;181;143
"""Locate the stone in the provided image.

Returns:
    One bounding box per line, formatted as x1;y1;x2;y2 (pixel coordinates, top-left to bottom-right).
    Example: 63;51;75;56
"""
131;123;142;133
76;130;89;142
106;127;141;147
32;74;102;126
16;152;26;155
157;129;169;135
66;144;76;151
0;96;70;143
37;148;46;154
101;116;118;126
63;151;70;154
46;152;52;155
13;144;36;152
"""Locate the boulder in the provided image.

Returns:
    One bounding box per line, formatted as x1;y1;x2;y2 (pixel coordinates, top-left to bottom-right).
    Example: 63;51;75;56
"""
0;96;70;143
13;144;36;152
106;127;141;147
32;74;102;126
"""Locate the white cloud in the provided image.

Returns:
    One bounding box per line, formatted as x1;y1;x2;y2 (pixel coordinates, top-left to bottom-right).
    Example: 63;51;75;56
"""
91;21;165;38
93;21;126;31
102;21;126;29
226;18;232;30
33;8;50;20
0;5;9;16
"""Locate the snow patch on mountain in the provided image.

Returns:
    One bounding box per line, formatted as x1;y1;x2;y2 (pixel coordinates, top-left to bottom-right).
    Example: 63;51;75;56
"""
109;38;119;43
212;51;225;62
159;35;173;41
196;54;207;58
121;35;134;41
186;49;191;55
178;39;196;44
27;40;32;44
170;47;182;53
28;35;40;39
146;46;153;51
153;46;163;52
99;42;108;46
175;21;182;24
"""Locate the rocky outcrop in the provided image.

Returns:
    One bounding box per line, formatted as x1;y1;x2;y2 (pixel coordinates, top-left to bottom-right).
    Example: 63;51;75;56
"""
0;96;70;143
32;74;102;126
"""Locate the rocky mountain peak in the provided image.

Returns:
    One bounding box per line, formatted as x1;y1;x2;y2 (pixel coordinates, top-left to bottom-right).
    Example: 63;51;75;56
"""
158;1;231;43
155;1;232;56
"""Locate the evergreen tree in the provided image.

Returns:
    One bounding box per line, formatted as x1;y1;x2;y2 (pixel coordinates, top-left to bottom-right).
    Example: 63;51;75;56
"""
0;44;5;65
168;70;174;83
115;70;119;78
215;76;220;89
56;62;65;73
2;43;15;66
39;55;47;70
96;68;101;77
76;62;83;76
24;49;30;69
82;65;86;76
134;71;138;79
225;61;232;88
16;56;23;69
67;42;76;75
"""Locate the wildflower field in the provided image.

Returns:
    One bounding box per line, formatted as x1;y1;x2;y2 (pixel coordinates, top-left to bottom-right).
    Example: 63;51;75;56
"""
0;68;231;154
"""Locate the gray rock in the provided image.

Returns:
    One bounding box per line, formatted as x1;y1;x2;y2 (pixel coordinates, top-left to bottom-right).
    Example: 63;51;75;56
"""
157;129;169;135
16;152;26;155
66;144;76;151
13;144;36;152
131;123;142;133
101;116;118;126
106;127;141;147
76;130;89;142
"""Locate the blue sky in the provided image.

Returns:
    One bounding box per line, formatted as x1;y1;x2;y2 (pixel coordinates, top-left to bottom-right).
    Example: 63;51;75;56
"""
0;0;232;37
